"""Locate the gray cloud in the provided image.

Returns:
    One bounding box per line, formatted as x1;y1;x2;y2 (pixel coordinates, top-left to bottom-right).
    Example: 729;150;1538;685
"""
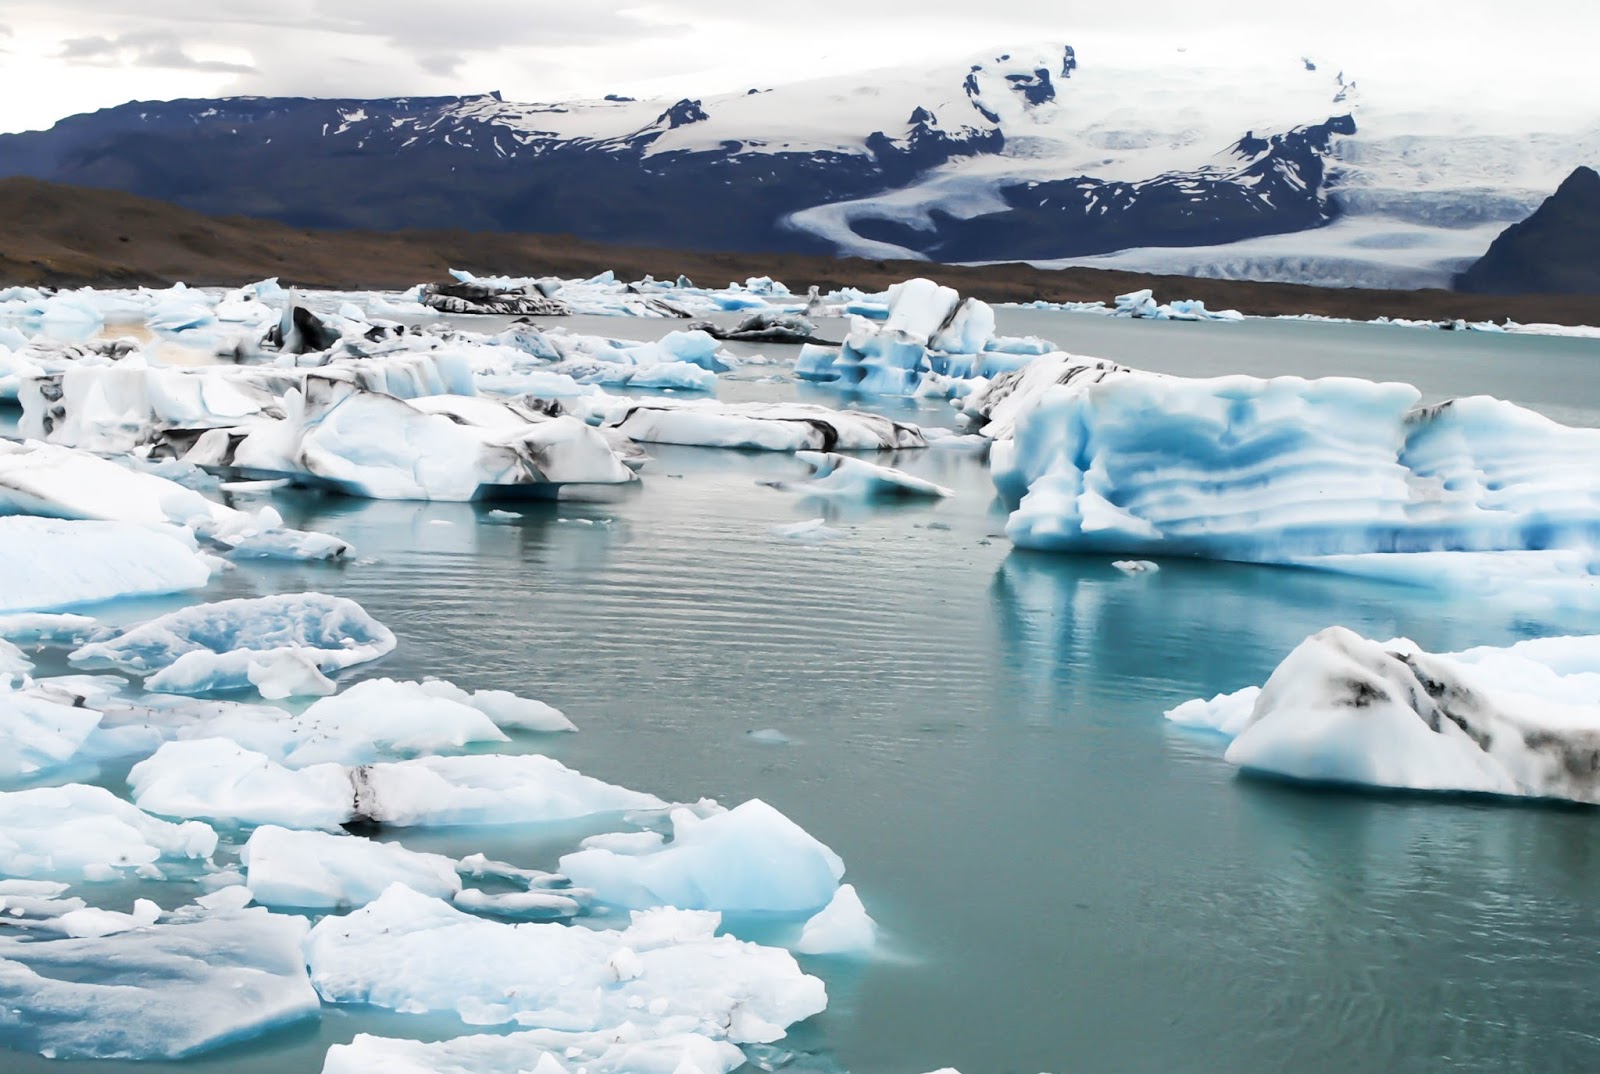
59;29;256;73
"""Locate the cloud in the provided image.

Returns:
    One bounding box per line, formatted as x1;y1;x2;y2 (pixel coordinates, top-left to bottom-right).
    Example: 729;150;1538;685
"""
59;29;256;73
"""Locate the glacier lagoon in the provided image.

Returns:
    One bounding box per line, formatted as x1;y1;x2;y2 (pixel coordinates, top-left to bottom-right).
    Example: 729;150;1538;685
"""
5;305;1600;1073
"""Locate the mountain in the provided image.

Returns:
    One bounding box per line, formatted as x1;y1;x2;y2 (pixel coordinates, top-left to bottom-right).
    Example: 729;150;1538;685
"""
1;44;1593;289
1455;167;1600;295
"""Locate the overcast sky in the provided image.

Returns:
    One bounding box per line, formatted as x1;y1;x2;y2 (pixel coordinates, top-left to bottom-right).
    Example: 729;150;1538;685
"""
0;1;1595;134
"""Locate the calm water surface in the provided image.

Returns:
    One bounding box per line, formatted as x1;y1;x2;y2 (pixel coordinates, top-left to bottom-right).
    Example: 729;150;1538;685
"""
7;310;1600;1074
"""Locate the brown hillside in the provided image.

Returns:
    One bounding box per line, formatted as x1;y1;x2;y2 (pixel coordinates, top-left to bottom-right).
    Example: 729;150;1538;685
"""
2;177;1597;326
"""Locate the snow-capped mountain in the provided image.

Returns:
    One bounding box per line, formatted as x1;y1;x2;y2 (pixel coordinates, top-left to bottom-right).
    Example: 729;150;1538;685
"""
1;43;1593;288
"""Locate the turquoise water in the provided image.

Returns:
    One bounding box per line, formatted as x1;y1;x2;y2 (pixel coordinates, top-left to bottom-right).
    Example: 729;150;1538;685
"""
5;311;1600;1074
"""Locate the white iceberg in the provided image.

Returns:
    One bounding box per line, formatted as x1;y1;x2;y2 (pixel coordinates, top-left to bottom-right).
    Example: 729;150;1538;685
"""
795;883;877;956
322;1026;746;1074
305;884;827;1043
0;676;107;783
0;784;216;880
560;799;844;913
0;517;213;613
611;400;926;452
242;825;461;908
1168;626;1600;803
0;907;319;1059
129;740;665;830
70;594;397;688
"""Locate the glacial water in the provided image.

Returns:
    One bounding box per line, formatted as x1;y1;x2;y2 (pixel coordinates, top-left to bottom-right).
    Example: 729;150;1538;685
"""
6;310;1600;1074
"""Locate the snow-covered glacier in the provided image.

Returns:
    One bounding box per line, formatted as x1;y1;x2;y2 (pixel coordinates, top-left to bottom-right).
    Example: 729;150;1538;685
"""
1168;627;1600;803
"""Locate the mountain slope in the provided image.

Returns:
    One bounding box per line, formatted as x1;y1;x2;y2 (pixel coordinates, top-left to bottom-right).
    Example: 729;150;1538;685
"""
0;43;1593;288
1455;167;1600;295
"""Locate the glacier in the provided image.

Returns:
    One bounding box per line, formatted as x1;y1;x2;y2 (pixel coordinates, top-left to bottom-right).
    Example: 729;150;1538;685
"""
1168;627;1600;804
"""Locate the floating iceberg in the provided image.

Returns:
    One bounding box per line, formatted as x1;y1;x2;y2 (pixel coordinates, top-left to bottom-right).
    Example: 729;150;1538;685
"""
322;1026;746;1074
1168;626;1600;803
129;740;665;830
305;884;827;1042
610;401;927;452
187;377;636;500
989;359;1600;563
242;825;461;908
781;451;953;499
560;800;845;913
0;784;216;879
0;677;106;783
0;517;213;613
70;594;396;693
795;883;877;956
0;907;318;1059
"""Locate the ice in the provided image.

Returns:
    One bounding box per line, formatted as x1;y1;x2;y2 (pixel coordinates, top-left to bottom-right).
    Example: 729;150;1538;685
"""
323;1025;746;1074
0;517;213;614
71;593;397;684
770;518;846;542
0;907;319;1059
0;784;216;879
987;358;1600;566
1112;560;1160;575
1170;627;1600;803
147;646;340;698
0;613;98;642
213;378;636;499
611;400;927;451
782;451;953;499
242;825;461;908
795;884;877;956
451;888;584;921
0;439;349;561
560;800;845;913
0;677;106;783
305;884;827;1042
129;741;665;830
56;898;162;939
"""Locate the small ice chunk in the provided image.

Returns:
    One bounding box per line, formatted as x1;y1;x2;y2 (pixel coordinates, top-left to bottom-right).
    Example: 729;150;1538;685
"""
770;518;845;542
1112;560;1160;574
242;825;461;908
0;784;216;878
451;887;583;920
195;885;255;912
57;898;162;938
795;883;877;956
785;451;953;499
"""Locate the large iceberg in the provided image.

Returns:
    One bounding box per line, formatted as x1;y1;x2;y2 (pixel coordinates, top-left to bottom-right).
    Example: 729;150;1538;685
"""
129;740;665;830
1168;626;1600;803
70;593;396;694
560;800;845;913
0;907;319;1059
184;377;637;499
986;358;1600;562
305;884;827;1042
0;516;213;613
0;784;216;879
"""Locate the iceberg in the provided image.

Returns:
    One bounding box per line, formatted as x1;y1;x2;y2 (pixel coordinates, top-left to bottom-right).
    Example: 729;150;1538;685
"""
0;677;106;783
780;451;954;499
1168;626;1600;803
560;799;845;913
242;825;461;908
0;784;216;880
322;1026;746;1074
305;884;827;1043
795;883;877;956
988;358;1600;563
70;593;396;689
0;907;319;1059
610;401;927;452
129;740;665;830
0;517;213;613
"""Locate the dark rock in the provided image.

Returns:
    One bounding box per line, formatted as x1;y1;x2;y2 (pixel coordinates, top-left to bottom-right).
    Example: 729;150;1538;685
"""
1455;166;1600;295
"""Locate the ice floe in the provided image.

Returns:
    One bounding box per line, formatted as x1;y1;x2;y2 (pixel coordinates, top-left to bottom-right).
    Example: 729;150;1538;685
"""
305;884;827;1042
560;800;844;913
1168;627;1600;803
610;400;926;452
242;825;461;908
0;517;214;613
0;784;216;880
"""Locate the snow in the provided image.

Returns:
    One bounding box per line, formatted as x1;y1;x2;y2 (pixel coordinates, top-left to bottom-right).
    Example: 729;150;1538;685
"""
322;1026;746;1074
795;883;877;956
305;884;827;1042
1169;627;1600;804
610;400;927;451
560;800;845;913
0;907;319;1059
0;517;213;613
241;826;462;908
0;784;216;879
128;741;665;830
70;594;397;687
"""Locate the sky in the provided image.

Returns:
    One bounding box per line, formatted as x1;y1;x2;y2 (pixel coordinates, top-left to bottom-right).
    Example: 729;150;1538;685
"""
0;1;1595;134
